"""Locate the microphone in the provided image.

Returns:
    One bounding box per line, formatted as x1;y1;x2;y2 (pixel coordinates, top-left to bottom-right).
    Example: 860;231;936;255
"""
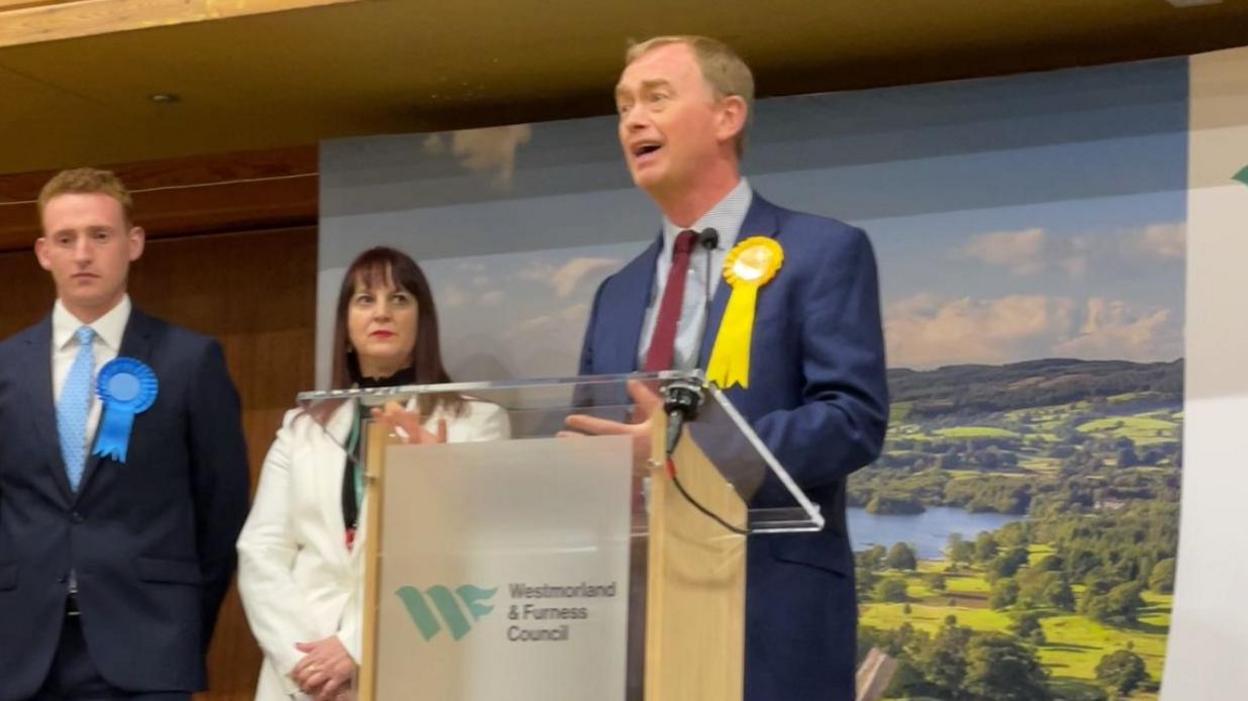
698;227;719;250
663;379;703;457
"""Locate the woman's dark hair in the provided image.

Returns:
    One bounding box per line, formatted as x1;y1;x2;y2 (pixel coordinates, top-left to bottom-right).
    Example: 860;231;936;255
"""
330;246;463;415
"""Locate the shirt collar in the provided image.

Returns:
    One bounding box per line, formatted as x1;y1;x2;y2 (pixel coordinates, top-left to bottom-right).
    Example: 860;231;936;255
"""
661;177;753;253
52;294;132;352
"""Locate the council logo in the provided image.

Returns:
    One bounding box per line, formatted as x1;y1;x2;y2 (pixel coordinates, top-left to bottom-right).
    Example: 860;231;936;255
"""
395;584;497;642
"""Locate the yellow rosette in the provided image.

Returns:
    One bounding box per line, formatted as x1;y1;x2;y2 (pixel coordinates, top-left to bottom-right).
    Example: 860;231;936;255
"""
707;236;784;389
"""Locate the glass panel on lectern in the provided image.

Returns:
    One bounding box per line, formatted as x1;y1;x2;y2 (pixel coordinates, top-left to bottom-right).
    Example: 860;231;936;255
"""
296;371;824;534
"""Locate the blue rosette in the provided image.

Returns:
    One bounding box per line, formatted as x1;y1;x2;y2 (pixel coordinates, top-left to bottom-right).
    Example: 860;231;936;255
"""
93;357;158;463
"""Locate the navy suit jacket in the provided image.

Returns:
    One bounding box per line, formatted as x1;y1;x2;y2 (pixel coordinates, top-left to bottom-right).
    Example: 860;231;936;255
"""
578;194;889;700
0;308;250;698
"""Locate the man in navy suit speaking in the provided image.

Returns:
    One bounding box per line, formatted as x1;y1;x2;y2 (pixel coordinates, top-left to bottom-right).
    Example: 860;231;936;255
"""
569;36;889;700
0;168;250;700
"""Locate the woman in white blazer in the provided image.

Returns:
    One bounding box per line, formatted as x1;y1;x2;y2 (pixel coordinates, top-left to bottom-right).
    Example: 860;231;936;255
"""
237;247;509;701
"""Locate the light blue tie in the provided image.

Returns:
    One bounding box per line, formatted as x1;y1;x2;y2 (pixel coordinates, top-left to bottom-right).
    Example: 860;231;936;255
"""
58;326;95;491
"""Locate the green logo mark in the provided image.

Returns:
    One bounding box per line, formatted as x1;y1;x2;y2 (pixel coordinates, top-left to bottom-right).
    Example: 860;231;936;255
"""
1234;165;1248;187
396;584;497;641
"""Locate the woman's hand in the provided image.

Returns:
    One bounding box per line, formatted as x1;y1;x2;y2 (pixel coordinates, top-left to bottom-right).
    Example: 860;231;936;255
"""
290;635;356;699
371;401;448;444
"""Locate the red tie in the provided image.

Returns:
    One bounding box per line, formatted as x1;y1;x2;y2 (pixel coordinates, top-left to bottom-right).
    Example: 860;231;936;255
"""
644;230;699;371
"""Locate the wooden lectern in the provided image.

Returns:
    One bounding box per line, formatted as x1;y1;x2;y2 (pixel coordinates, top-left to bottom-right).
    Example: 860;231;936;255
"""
297;371;824;701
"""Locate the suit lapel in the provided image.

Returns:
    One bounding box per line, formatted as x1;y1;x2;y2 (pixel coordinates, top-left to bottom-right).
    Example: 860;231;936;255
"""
347;396;428;566
317;401;357;567
23;316;74;504
604;236;661;373
697;194;782;366
77;309;155;500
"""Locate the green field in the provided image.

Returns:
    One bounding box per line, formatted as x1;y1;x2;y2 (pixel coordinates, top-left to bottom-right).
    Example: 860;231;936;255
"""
861;600;1013;634
1039;597;1170;680
863;366;1180;699
1021;456;1062;473
934;426;1021;439
1027;543;1055;564
1076;416;1179;446
945;470;1030;479
859;558;1171;697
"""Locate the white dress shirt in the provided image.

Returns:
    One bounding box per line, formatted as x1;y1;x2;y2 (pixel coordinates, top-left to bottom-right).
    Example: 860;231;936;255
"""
51;295;132;452
637;177;753;370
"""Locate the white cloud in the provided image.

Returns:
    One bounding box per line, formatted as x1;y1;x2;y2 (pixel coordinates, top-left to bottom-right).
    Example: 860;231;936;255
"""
518;257;620;298
959;228;1047;275
438;283;468;308
424;125;533;190
422;133;447;156
885;293;1072;368
503;303;590;341
885;293;1179;368
517;263;549;278
1056;236;1090;278
549;257;619;298
1129;222;1185;261
957;222;1184;279
1053;298;1178;360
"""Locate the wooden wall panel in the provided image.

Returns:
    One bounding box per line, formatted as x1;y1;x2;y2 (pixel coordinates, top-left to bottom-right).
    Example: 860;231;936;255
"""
0;145;317;253
0;225;317;700
0;0;360;50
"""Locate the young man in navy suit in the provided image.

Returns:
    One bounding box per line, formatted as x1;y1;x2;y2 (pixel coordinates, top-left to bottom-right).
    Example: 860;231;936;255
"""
0;169;250;700
569;36;889;700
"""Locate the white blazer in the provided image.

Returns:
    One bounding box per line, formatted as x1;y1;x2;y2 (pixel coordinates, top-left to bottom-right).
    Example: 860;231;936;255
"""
237;397;510;700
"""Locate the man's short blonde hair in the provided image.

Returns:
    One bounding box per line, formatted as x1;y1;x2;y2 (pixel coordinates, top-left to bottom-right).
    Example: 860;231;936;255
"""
38;167;134;225
625;35;754;157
